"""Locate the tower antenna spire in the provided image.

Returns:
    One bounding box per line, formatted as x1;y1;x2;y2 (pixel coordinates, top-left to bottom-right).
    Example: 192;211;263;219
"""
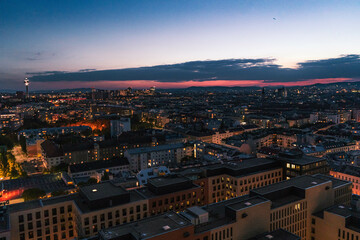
24;77;30;99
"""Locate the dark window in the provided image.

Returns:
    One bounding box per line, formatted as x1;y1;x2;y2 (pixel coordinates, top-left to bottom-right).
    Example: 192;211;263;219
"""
52;208;57;216
60;207;65;214
27;213;33;221
19;215;24;223
44;210;49;218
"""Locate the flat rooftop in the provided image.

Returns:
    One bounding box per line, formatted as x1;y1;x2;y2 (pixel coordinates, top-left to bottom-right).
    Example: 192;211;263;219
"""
136;184;200;198
312;174;351;188
314;205;360;234
207;158;278;171
251;175;330;196
194;196;255;233
1;173;73;192
98;212;191;240
277;153;325;165
249;229;300;240
147;176;190;188
69;158;129;173
80;182;128;201
227;196;269;211
75;190;146;214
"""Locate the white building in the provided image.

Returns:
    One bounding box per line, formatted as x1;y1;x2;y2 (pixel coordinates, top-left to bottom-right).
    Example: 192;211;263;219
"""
110;118;131;138
124;143;193;171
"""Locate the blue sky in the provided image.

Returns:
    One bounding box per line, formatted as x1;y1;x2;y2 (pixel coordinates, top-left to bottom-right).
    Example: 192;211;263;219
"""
1;0;360;89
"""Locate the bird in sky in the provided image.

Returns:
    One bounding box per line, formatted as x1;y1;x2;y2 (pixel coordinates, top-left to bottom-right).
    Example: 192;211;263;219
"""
273;18;276;20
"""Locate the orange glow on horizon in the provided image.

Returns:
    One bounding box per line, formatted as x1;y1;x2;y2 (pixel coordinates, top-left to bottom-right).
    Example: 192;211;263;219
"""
31;78;354;89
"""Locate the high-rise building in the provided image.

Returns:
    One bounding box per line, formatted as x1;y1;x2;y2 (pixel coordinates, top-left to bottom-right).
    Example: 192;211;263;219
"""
24;78;29;99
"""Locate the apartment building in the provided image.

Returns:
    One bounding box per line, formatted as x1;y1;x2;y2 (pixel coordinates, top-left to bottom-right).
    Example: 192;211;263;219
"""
204;159;283;203
311;204;360;240
95;174;352;240
19;126;91;139
1;182;148;240
275;152;330;179
124;143;193;171
136;176;203;216
330;165;360;196
0;175;203;240
41;139;127;168
67;158;130;179
177;158;283;204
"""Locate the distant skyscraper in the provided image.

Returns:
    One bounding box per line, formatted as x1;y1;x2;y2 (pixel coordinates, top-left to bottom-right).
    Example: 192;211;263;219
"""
24;78;29;98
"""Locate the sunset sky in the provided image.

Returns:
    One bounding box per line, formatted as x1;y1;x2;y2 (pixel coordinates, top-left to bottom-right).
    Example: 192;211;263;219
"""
1;0;360;90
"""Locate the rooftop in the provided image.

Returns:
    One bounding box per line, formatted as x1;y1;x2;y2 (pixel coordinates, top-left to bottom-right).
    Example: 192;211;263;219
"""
126;143;186;155
250;175;330;196
147;175;191;188
276;152;326;165
314;205;360;234
69;157;129;173
98;212;192;240
80;181;128;201
226;196;270;211
248;229;300;240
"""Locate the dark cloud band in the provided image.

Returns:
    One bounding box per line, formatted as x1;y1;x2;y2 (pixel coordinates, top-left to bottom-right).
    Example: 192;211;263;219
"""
28;55;360;83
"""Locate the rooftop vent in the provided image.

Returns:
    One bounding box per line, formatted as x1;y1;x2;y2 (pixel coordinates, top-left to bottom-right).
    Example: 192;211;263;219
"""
311;182;318;185
339;205;345;209
162;225;171;231
245;202;252;206
92;189;97;192
265;235;274;239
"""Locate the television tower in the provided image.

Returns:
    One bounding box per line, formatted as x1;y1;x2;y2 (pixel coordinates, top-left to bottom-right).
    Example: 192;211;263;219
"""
24;78;30;99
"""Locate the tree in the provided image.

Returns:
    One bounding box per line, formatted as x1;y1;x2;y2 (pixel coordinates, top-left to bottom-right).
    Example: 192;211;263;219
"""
19;136;27;154
22;188;46;201
51;190;67;197
80;128;92;138
77;177;98;187
50;163;69;173
0;135;15;150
